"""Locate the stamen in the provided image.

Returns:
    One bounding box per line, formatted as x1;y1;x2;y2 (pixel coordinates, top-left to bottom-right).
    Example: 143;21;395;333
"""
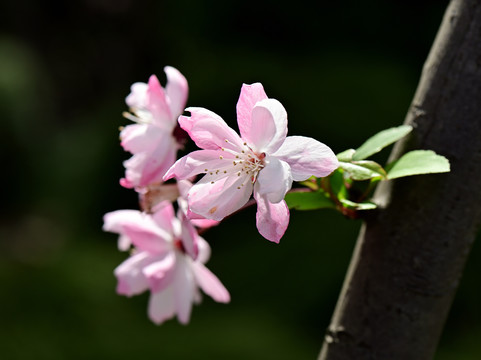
122;111;150;124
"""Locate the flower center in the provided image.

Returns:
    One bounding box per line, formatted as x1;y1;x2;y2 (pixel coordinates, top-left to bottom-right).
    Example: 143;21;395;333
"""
203;140;266;189
174;238;186;253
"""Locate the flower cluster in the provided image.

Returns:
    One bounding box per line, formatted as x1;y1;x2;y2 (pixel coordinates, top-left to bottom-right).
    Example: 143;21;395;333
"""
103;66;338;325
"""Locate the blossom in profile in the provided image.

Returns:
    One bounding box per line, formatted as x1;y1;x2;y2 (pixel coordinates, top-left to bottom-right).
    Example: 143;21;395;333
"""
103;203;230;325
120;66;188;189
164;83;339;243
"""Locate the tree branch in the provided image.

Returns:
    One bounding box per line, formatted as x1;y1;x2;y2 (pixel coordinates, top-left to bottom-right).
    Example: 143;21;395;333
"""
319;0;481;359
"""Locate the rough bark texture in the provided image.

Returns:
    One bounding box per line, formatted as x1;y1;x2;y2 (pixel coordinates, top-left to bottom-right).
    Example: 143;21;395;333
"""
319;0;481;359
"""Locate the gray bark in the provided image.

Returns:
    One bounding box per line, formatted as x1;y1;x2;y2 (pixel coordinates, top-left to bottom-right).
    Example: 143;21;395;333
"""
319;0;481;359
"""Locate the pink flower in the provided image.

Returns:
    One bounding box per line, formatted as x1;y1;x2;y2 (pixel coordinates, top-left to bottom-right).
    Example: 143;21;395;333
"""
164;83;338;243
120;66;188;189
103;203;230;325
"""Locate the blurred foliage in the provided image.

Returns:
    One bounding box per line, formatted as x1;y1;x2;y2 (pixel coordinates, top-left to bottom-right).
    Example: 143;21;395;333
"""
2;0;480;359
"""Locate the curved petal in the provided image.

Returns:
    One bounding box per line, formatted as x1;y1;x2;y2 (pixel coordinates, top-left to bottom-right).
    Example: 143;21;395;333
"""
173;256;196;324
177;179;193;198
272;136;339;180
188;173;253;221
143;252;176;293
122;133;178;188
117;235;131;251
114;251;155;296
104;210;172;254
191;262;230;303
103;209;144;234
236;83;268;142
148;286;176;325
196;237;211;264
120;124;162;154
256;156;292;203
179;107;244;151
147;75;172;127
164;66;188;119
190;218;220;229
121;153;148;189
151;201;176;235
163;149;233;180
177;181;221;229
179;210;199;260
248;99;288;153
126;82;148;109
254;191;289;243
126;227;171;254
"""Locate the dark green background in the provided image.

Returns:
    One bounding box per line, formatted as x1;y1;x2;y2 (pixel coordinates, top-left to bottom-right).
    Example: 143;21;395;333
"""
2;1;480;359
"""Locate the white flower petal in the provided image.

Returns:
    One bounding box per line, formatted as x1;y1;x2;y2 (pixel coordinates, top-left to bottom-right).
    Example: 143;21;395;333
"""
191;262;230;303
163;149;233;181
254;192;290;243
173;256;196;324
125;82;148;109
236;83;268;142
114;251;155;296
272;136;339;180
248;99;287;153
179;107;244;151
256;157;292;203
188;174;253;221
196;237;211;264
148;286;176;325
164;66;188;119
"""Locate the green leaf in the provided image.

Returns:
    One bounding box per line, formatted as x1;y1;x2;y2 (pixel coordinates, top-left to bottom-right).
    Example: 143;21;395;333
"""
353;125;413;161
339;160;386;181
339;198;377;210
285;190;335;210
299;176;319;191
329;168;348;200
386;150;450;179
337;149;356;162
